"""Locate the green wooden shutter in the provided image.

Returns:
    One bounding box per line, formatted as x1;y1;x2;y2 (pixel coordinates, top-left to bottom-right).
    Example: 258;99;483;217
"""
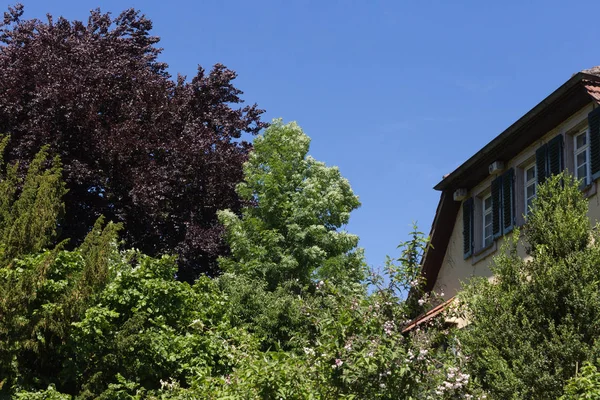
536;144;548;184
491;176;502;239
589;107;600;181
502;168;514;233
547;134;564;176
463;197;473;259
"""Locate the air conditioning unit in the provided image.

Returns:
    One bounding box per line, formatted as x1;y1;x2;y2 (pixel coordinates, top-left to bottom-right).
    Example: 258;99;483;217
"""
453;188;468;201
488;161;505;174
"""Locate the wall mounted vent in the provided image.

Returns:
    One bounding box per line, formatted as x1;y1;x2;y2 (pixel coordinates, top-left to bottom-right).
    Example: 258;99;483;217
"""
453;188;468;202
488;161;505;174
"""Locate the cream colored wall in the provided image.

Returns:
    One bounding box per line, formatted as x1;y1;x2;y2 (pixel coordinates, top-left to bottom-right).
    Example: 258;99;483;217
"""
434;102;598;300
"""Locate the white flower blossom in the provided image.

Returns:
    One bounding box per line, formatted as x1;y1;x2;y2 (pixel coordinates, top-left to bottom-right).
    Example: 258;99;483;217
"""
383;320;396;336
303;347;315;356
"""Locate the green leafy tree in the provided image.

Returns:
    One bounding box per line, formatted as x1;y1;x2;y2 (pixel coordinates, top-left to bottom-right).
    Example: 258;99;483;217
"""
215;120;365;351
0;140;70;390
218;119;364;289
457;173;600;399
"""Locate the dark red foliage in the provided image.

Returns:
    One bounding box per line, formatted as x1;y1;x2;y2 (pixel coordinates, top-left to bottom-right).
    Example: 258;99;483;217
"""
0;4;266;281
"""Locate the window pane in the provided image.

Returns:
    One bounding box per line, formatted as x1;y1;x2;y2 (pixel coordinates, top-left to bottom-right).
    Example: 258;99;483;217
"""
484;213;492;226
576;133;587;149
484;225;492;239
526;166;535;182
577;165;587;180
577;152;587;167
526;198;533;210
484;196;492;210
484;235;493;247
526;184;535;198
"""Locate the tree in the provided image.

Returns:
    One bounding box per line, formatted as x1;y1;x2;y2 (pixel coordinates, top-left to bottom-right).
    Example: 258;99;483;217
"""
0;5;266;281
218;119;363;289
457;173;600;399
215;119;364;352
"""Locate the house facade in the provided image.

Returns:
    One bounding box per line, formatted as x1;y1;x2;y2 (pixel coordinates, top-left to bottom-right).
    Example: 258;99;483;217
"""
421;67;600;300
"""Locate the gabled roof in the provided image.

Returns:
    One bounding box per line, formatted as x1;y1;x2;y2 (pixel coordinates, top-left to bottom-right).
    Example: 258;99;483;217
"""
421;69;600;293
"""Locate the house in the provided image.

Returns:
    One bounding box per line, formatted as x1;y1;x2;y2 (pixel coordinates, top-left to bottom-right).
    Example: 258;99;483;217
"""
421;66;600;300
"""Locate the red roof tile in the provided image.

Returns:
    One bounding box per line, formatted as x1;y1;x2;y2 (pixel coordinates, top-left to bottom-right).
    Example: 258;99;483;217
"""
584;79;600;103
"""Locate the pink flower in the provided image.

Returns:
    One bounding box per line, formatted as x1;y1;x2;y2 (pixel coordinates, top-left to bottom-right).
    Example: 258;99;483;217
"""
332;358;344;368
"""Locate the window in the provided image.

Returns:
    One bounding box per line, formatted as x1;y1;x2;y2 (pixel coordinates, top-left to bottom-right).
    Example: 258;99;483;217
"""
574;129;590;186
482;194;493;247
524;163;536;214
463;168;515;259
588;107;600;182
536;134;564;184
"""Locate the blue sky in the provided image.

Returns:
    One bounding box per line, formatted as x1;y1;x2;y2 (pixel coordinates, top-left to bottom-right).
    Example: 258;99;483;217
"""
10;0;600;271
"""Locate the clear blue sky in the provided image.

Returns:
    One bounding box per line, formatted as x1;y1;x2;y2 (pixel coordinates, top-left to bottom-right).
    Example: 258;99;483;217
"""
9;0;600;270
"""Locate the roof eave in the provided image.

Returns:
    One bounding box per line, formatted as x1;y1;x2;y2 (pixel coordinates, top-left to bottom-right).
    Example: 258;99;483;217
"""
434;72;600;192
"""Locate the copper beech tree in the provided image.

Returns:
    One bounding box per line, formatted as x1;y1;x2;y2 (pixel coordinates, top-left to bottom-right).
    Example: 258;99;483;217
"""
0;5;266;281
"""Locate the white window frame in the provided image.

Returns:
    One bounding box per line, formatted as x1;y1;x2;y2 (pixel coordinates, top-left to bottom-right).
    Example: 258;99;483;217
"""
524;163;536;215
482;193;493;248
574;128;591;186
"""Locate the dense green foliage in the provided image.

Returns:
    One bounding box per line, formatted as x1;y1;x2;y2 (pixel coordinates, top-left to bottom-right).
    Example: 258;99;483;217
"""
457;173;600;399
560;362;600;400
8;105;600;400
0;122;484;399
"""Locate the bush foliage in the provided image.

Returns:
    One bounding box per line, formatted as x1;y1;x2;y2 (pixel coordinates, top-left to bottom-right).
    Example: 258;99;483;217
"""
1;122;480;399
457;173;600;399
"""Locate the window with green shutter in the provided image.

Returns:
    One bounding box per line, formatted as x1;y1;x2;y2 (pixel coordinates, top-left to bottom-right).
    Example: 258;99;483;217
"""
589;107;600;181
463;197;474;259
491;176;502;239
463;168;516;259
490;169;514;240
548;134;564;176
536;134;564;184
536;144;548;185
574;129;591;186
502;168;515;233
